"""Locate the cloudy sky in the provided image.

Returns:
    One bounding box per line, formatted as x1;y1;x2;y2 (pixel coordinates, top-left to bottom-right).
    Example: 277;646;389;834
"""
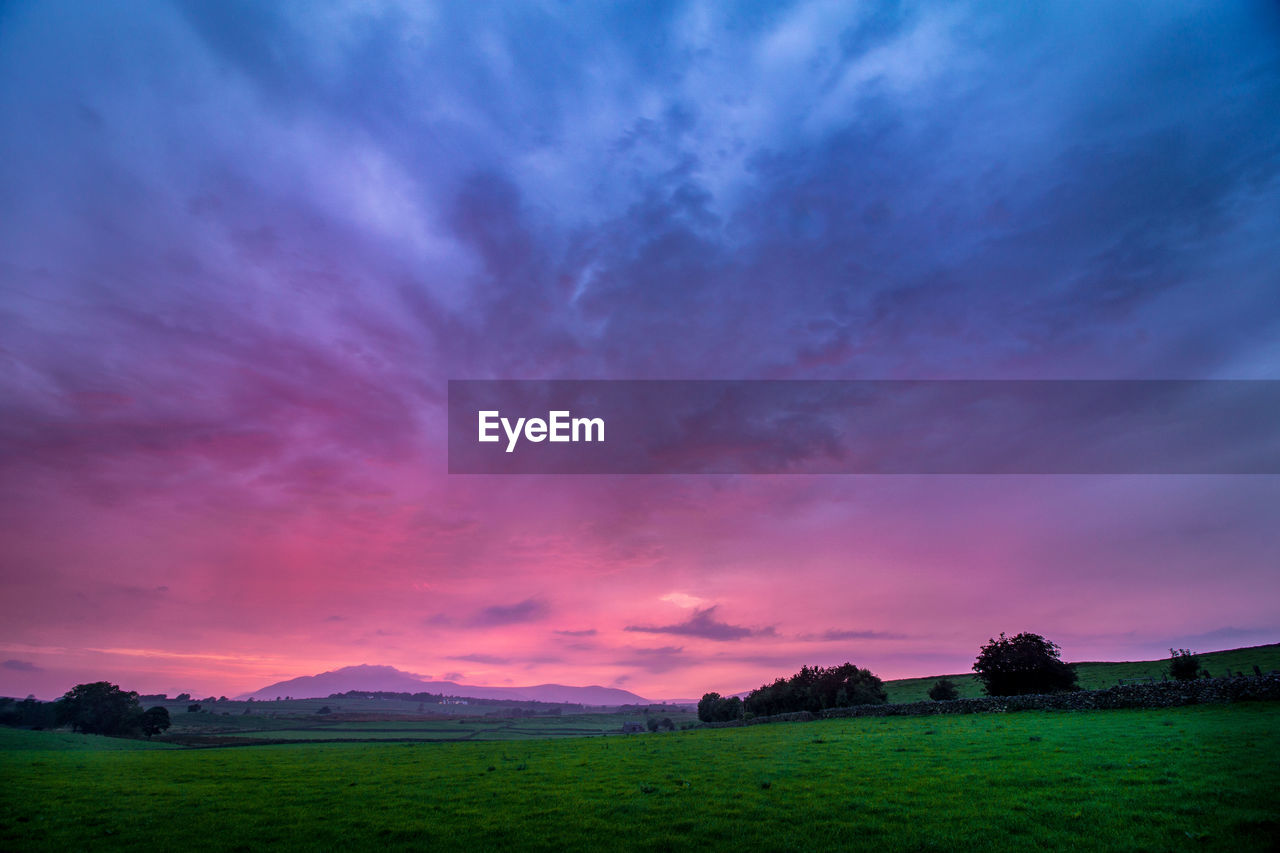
2;0;1278;700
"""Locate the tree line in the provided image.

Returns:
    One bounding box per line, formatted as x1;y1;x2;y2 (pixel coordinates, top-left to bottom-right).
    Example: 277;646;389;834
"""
1;682;171;738
700;631;1091;722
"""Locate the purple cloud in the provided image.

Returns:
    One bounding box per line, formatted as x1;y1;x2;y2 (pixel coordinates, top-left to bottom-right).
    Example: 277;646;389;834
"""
801;629;908;642
449;653;511;665
2;660;41;672
625;607;772;642
467;598;550;628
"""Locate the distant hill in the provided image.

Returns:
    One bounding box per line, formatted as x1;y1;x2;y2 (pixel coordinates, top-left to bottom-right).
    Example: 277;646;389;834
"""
237;664;649;705
882;642;1280;704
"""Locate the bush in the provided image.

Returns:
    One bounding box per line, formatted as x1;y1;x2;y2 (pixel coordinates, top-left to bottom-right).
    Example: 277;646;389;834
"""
1168;648;1201;681
928;678;960;701
973;632;1078;696
744;663;886;716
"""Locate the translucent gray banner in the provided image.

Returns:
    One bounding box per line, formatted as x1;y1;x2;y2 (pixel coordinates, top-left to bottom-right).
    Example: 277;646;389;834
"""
447;380;1280;474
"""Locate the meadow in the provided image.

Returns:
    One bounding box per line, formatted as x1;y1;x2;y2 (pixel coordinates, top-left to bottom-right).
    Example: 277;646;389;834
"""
153;708;696;745
2;702;1277;851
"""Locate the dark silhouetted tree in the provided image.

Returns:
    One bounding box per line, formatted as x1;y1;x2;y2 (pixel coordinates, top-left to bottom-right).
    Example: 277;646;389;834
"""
140;706;171;738
1168;648;1201;681
0;696;57;729
745;663;886;716
55;682;143;736
697;692;743;722
928;678;960;701
973;632;1078;696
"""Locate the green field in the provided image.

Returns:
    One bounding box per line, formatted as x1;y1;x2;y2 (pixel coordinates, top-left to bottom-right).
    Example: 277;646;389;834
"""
152;709;696;745
883;643;1280;703
3;703;1277;851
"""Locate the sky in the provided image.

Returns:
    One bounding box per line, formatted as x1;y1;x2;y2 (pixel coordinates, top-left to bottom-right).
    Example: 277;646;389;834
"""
1;0;1279;701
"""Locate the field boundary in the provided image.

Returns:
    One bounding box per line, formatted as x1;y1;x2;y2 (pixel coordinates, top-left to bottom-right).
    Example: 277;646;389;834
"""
699;674;1280;727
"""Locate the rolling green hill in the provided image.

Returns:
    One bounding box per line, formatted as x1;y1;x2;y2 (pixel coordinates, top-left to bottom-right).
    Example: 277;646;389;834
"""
883;642;1280;704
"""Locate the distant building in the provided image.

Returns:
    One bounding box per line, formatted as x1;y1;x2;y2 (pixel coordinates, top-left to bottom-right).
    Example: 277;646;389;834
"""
621;721;645;733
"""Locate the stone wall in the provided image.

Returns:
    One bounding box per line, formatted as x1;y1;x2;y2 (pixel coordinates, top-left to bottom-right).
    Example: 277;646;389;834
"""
820;674;1280;719
697;674;1280;727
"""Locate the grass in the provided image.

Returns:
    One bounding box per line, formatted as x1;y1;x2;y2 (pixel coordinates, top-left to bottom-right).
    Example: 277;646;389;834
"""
154;710;690;745
0;728;179;751
2;703;1277;851
883;642;1280;703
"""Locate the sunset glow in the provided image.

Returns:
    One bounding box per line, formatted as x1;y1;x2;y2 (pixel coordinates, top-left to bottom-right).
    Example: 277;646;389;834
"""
2;1;1278;702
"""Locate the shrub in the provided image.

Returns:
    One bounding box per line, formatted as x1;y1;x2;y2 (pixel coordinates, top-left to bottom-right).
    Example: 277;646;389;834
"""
1168;648;1201;681
928;678;960;701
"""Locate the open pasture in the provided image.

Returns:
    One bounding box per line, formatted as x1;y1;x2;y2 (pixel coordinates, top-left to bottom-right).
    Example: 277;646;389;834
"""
2;702;1277;851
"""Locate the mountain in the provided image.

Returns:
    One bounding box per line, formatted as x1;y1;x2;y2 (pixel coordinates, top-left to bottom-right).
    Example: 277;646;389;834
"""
237;664;649;705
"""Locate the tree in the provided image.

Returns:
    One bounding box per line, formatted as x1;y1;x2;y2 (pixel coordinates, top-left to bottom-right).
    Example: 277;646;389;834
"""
55;682;143;736
1168;648;1201;681
697;692;743;723
140;706;171;739
973;632;1078;696
0;696;57;729
744;663;886;716
928;678;960;701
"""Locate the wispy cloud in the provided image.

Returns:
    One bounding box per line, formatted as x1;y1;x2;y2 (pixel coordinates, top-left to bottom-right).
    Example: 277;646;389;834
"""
448;653;511;665
800;629;908;642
